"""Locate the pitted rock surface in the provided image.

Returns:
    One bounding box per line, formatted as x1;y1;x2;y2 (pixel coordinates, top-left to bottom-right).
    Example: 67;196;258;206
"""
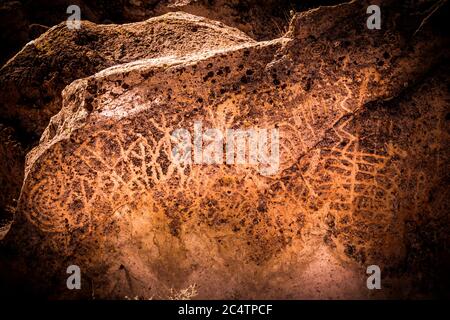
0;12;254;139
0;12;254;223
2;1;449;299
0;0;318;65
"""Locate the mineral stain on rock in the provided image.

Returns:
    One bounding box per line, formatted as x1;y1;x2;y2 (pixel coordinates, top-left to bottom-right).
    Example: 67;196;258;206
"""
0;0;449;299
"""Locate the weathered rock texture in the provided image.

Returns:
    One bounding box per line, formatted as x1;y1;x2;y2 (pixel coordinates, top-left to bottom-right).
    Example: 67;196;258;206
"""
0;12;254;222
136;0;297;40
1;0;449;299
1;0;443;66
0;124;23;238
0;1;30;66
0;0;314;65
0;12;253;139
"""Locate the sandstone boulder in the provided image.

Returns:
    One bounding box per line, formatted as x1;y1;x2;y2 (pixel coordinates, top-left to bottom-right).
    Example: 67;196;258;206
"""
0;12;254;140
0;0;310;65
2;1;449;299
0;12;254;224
2;1;356;67
138;0;296;40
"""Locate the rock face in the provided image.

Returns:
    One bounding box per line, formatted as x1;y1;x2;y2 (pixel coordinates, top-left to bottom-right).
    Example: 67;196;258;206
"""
1;1;449;299
0;124;23;238
0;1;30;66
139;0;296;41
0;0;311;65
0;12;253;140
0;12;254;223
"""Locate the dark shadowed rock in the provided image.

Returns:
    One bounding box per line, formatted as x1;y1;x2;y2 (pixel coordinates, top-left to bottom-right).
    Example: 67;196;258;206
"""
0;124;23;238
1;0;350;65
0;1;30;66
